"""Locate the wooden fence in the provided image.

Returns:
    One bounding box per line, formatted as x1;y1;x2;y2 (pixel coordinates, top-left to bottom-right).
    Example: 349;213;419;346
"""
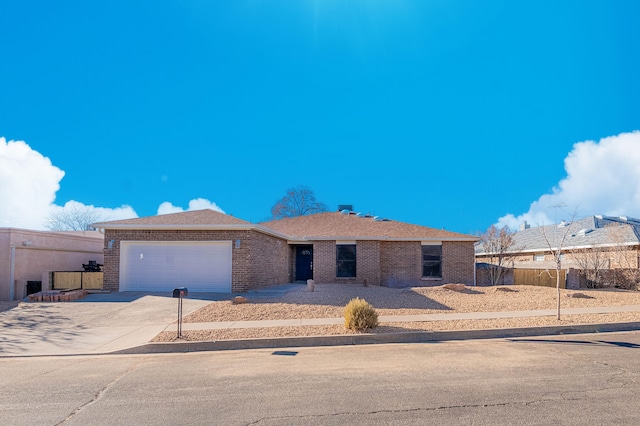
52;272;103;290
513;269;566;289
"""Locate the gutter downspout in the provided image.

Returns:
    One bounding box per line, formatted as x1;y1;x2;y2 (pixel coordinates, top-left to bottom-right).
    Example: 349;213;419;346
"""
473;258;477;286
10;246;15;301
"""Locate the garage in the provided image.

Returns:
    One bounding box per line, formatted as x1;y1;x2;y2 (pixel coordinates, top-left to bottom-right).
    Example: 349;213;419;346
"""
119;241;232;293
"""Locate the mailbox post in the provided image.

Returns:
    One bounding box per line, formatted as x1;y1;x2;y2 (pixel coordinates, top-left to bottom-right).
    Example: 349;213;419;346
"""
172;287;188;338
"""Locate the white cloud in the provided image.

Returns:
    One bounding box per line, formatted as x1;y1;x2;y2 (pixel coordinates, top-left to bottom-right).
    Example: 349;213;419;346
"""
0;137;138;230
497;131;640;229
49;200;138;222
1;137;64;229
157;198;225;215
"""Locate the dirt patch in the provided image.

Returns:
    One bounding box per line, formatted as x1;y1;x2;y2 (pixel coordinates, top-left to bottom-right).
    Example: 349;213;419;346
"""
152;311;640;342
183;284;640;323
149;284;640;343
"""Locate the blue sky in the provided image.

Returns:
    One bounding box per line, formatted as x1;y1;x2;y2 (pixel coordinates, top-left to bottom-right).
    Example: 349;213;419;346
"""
1;0;639;233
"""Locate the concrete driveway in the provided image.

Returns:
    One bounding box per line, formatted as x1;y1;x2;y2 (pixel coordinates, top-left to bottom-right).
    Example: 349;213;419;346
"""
0;292;220;357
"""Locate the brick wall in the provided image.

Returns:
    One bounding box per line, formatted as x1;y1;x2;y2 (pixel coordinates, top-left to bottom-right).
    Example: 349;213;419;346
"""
311;240;382;285
103;229;289;293
442;241;475;285
381;241;475;287
311;240;335;284
103;230;476;292
356;240;381;286
381;241;421;287
311;240;476;288
246;231;291;292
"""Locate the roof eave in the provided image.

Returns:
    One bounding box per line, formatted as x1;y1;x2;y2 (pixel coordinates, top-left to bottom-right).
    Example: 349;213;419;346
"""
476;241;640;255
285;236;479;242
96;224;257;231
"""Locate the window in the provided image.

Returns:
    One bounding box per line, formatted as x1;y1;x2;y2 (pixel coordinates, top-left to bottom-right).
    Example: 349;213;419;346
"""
336;244;356;277
534;253;545;262
422;245;442;278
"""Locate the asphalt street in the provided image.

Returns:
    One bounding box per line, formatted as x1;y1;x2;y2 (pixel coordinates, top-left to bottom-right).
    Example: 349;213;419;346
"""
2;332;640;425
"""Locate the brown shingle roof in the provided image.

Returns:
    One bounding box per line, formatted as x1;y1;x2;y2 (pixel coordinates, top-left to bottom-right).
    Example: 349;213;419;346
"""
94;209;250;227
260;212;478;241
94;209;478;241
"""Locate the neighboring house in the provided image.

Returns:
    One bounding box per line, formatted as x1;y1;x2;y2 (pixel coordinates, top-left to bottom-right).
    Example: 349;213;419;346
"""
0;228;104;301
475;215;640;271
93;209;479;294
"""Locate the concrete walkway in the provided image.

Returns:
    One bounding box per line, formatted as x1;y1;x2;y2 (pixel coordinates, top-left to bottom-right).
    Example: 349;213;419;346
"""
164;304;640;332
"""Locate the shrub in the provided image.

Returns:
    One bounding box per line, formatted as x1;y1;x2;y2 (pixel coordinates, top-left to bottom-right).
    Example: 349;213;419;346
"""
344;297;378;331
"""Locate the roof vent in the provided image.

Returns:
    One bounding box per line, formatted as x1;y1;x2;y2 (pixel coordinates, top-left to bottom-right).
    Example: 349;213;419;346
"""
340;209;350;215
576;228;593;237
557;221;570;228
373;216;390;222
620;216;628;222
356;212;366;218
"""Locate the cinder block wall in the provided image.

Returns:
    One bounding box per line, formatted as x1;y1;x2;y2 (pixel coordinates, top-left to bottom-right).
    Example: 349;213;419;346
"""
103;229;289;293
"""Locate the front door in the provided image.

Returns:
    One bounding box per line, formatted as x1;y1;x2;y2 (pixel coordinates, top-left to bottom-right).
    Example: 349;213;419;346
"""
295;245;313;281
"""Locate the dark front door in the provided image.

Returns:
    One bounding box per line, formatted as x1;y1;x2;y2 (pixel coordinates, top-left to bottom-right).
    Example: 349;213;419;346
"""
295;245;313;281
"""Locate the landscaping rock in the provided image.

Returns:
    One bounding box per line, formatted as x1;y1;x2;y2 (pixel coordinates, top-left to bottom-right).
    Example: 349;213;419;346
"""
307;279;315;292
567;292;594;299
493;286;517;293
442;284;466;292
232;296;249;304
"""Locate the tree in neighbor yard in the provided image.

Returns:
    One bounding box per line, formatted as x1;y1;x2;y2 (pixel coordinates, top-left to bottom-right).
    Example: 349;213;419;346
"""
45;205;103;231
573;245;609;288
480;225;518;286
270;185;328;220
539;210;578;320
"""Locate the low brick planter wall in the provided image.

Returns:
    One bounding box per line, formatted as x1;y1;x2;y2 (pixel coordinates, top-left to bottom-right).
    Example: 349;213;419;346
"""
27;290;88;302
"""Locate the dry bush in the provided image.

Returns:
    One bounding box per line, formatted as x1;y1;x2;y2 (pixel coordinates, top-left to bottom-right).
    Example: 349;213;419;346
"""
344;298;378;331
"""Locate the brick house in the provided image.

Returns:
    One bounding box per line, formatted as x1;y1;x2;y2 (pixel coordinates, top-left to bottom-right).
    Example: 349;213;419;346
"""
475;215;640;271
475;215;640;287
94;209;479;293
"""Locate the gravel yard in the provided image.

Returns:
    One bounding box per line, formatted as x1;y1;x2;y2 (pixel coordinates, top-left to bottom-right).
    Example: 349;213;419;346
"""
0;301;19;313
152;284;640;342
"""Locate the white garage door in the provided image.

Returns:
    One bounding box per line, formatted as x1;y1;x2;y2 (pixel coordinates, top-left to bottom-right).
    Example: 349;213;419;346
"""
119;241;232;293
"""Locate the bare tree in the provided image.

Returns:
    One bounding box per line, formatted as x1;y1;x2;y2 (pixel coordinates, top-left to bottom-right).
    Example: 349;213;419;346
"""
270;186;328;220
539;211;578;320
480;225;518;285
573;246;609;288
45;206;103;231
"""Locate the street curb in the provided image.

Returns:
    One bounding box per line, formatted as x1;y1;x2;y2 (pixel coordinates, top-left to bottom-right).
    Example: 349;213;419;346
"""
111;321;640;355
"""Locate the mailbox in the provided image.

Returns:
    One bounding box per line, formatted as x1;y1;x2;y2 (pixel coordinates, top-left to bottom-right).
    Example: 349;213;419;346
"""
173;287;188;298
